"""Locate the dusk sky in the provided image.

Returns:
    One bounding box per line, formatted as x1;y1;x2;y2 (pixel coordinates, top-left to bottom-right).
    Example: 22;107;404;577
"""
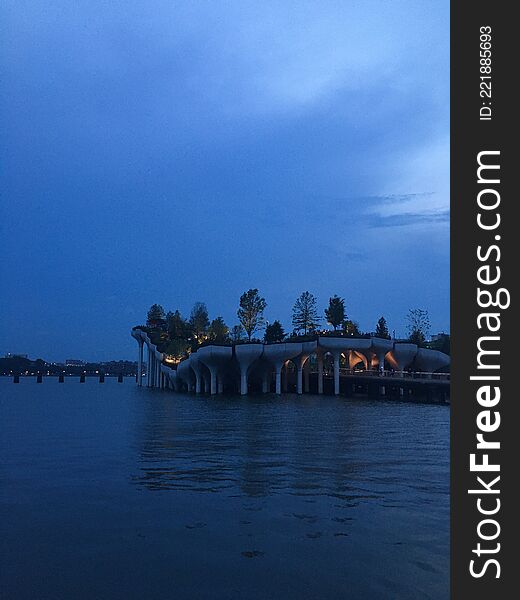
1;1;449;362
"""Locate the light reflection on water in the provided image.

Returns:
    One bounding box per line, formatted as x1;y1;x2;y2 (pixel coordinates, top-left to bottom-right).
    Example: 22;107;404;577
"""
0;378;449;600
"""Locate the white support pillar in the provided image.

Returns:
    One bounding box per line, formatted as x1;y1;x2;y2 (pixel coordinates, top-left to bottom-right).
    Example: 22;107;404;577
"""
137;341;143;386
275;365;282;395
333;352;340;395
147;348;151;387
240;372;248;395
317;354;324;394
283;363;289;392
304;361;310;393
262;370;270;393
209;368;217;395
378;352;385;374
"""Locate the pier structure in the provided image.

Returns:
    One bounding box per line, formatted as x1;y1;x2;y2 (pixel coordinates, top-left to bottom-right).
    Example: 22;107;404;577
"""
131;328;450;400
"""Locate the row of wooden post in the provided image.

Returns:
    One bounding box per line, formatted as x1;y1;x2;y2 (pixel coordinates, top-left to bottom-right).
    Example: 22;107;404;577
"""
12;374;125;383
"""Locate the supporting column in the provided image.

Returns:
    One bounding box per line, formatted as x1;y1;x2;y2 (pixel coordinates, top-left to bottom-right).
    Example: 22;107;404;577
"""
240;372;248;395
147;348;151;387
283;363;289;392
378;352;385;374
333;352;340;395
209;368;217;395
262;370;270;393
317;355;324;394
304;361;310;393
275;365;282;395
297;366;303;395
138;341;144;386
204;376;210;394
218;377;224;394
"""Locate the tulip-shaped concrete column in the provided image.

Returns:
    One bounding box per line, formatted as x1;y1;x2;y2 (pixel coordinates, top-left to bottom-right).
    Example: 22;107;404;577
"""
295;341;318;395
197;346;233;395
131;330;145;386
177;359;194;392
188;355;205;394
319;338;364;395
235;344;264;395
414;348;451;374
372;338;393;375
388;343;418;372
147;346;153;387
317;353;324;394
263;343;302;395
155;350;163;388
137;340;144;385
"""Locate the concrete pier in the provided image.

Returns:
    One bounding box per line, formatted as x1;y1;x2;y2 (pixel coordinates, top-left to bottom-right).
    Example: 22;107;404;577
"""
131;329;450;402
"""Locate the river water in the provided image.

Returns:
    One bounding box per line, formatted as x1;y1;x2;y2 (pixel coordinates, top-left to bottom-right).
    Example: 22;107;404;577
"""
0;377;449;599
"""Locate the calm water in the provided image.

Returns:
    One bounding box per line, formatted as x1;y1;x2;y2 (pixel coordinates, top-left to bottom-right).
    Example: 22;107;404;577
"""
0;377;449;599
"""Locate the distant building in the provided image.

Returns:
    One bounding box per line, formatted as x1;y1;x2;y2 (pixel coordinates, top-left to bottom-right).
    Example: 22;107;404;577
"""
4;353;28;359
65;359;85;367
431;332;449;342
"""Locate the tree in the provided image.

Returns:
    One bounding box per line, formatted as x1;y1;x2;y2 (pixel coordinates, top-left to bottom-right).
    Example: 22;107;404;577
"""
230;324;245;343
147;304;165;327
292;291;320;335
164;338;190;363
189;302;209;342
166;310;190;340
342;319;361;337
375;316;390;339
237;289;267;341
406;308;430;346
324;295;345;330
208;317;229;343
264;320;285;343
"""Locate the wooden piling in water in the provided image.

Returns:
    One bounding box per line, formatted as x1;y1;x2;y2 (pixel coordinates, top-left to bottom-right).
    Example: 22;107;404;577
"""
36;374;43;383
80;374;86;383
13;375;20;383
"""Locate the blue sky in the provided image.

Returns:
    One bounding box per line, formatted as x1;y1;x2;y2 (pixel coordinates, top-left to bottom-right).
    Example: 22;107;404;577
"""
1;1;449;361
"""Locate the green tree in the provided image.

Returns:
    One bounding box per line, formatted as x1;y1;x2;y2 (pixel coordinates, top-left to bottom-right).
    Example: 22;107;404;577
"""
406;308;430;347
166;310;190;339
292;291;320;335
264;320;285;343
324;295;345;330
147;304;165;327
189;302;209;342
164;338;190;363
230;324;245;343
375;316;390;339
208;316;229;343
237;289;267;341
342;319;361;337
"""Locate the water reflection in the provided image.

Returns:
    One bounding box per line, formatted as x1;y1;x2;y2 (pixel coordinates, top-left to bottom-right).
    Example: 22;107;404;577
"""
132;392;447;510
